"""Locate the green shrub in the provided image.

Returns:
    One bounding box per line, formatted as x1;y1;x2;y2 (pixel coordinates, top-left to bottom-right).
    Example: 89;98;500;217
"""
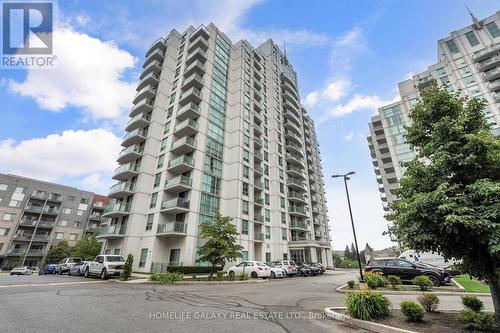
150;272;184;284
417;293;439;312
337;259;360;268
166;265;222;275
365;272;387;289
400;301;425;322
462;295;484;313
346;290;391;321
457;309;496;331
122;254;133;281
386;275;401;290
412;275;433;291
347;280;356;289
216;271;224;281
227;272;235;281
240;273;249;281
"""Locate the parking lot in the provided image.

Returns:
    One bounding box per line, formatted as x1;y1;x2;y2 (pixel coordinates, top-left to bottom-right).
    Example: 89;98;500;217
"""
0;270;369;333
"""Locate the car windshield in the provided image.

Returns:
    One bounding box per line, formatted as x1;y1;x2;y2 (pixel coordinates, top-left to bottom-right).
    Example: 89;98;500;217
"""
106;256;125;262
289;261;296;266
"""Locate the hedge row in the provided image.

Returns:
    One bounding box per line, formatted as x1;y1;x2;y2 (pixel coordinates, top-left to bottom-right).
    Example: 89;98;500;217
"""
166;266;223;274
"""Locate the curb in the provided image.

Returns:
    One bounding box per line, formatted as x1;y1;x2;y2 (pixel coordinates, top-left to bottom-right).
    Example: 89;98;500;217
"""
335;284;490;296
324;307;419;333
116;278;269;285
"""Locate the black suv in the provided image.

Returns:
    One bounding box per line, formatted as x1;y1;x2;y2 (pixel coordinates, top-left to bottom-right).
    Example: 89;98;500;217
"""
365;258;450;286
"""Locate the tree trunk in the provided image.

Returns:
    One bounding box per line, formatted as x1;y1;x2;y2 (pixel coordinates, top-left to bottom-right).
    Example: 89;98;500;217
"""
486;272;500;326
209;264;214;280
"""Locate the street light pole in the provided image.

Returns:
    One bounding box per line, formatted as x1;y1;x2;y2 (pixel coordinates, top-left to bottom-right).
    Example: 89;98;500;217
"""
332;171;364;282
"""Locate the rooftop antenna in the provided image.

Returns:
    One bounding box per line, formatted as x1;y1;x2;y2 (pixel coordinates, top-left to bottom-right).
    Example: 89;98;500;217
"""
465;2;482;29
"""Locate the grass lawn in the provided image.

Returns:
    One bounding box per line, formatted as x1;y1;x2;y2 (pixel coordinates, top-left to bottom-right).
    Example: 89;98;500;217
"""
454;275;490;293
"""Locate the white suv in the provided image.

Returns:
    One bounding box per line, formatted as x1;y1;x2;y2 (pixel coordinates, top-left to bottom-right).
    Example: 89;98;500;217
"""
227;261;270;279
85;255;125;279
56;257;82;274
269;260;298;277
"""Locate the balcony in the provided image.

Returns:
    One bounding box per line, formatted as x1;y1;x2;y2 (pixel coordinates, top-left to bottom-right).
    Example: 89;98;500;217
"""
160;198;190;214
157;221;187;237
254;181;264;191
102;202;131;218
254;232;264;242
253;100;263;112
164;175;192;193
254;137;263;148
112;162;140;181
145;38;166;58
136;71;160;92
122;128;147;147
140;60;162;80
143;47;164;68
288;237;317;247
253;123;262;135
179;87;202;105
282;80;299;100
176;103;200;122
117;144;143;163
182;72;204;90
189;26;209;42
288;206;309;217
254;151;263;161
184;59;206;77
312;206;322;215
286;165;305;178
173;118;199;137
171;136;196;155
254;165;263;175
254;196;264;206
167;155;195;174
130;98;154;117
24;205;59;215
254;214;264;223
283;89;299;107
108;182;135;199
188;35;209;53
311;195;320;203
284;120;301;135
133;85;157;105
284;108;301;126
483;67;500;81
488;79;500;92
477;55;500;72
31;191;47;200
290;220;309;231
472;43;500;62
48;193;62;202
7;248;45;256
186;47;207;65
125;112;151;132
13;234;50;242
288;191;307;203
287;177;306;191
97;225;126;239
284;129;302;144
285;153;304;167
285;141;303;157
494;92;500;103
19;219;55;228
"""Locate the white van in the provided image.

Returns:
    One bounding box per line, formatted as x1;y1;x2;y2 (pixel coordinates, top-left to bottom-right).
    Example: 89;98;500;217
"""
398;250;458;269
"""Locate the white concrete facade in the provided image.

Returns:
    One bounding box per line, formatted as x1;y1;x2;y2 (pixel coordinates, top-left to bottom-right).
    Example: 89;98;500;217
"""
102;24;333;272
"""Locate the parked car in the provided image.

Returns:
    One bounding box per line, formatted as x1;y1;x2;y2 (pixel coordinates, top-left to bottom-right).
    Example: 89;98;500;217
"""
39;264;57;275
309;262;326;274
267;265;285;279
10;266;33;275
68;261;89;276
365;258;450;286
297;263;311;277
269;260;298;277
299;262;320;276
55;257;82;274
85;255;125;279
227;261;271;279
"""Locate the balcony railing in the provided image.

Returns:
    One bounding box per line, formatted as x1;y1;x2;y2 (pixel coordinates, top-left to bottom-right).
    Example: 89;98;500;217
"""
157;221;187;234
289;206;308;215
97;225;126;237
108;182;136;196
168;155;194;169
290;221;308;230
161;198;190;211
254;232;264;241
164;175;192;190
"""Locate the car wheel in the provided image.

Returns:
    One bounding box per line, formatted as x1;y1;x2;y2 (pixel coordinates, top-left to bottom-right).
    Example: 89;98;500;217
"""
271;271;276;279
427;274;441;287
68;270;71;276
250;271;258;279
101;269;108;280
84;268;90;278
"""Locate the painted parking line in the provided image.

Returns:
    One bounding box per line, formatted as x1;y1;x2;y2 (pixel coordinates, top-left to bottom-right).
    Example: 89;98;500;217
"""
0;280;109;288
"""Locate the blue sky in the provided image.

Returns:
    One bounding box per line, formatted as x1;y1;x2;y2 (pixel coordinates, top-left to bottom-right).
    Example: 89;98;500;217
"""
0;0;498;250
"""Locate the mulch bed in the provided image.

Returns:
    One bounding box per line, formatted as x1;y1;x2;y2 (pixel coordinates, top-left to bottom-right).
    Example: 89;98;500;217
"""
343;283;462;293
374;310;468;333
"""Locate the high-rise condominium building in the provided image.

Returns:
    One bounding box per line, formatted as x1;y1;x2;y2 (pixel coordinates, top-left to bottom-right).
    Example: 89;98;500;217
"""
102;24;333;272
368;11;500;237
0;174;110;268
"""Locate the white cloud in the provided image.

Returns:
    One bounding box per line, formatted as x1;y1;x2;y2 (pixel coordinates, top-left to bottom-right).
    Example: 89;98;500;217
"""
8;26;137;121
343;131;367;142
0;129;122;194
327;94;398;119
304;91;319;107
303;78;351;108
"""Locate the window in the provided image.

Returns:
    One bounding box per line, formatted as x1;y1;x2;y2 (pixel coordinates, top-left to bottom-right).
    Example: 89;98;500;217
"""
157;154;165;168
14;187;24;193
265;209;270;222
55;232;64;240
265;226;271;239
150;193;158;208
280;197;285;209
243;134;250;147
486;22;500;38
242;220;248;235
146;214;154;231
264;179;270;190
8;200;20;207
435;67;446;77
241;251;248;261
139;248;148;267
164;121;171;134
160;138;168;151
242;200;249;215
153;173;162;188
0;228;9;236
445;39;459;54
69;234;78;241
242;182;249;196
1;213;15;221
74;221;80;228
0;184;7;191
63;208;71;214
464;31;480;47
265;193;270;205
243;166;249;178
266;252;271;263
243;149;249;163
59;220;68;227
77;210;84;216
114;249;121;255
281;228;287;240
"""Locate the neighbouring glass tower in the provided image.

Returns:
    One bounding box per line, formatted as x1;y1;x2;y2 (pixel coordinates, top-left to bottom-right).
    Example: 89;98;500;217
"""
368;11;500;240
102;24;333;272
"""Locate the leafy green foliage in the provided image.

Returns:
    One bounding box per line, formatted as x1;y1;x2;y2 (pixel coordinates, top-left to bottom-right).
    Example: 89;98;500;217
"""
387;275;401;290
400;301;425;322
166;265;222;274
347;280;356;289
150;272;183;284
365;272;387;289
71;234;101;260
216;271;224;281
337;259;360;268
412;275;433;291
462;295;484;312
44;240;71;265
196;211;243;279
457;310;496;331
417;293;439;312
240;273;249;281
122;254;133;281
346;290;391;321
388;84;500;322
